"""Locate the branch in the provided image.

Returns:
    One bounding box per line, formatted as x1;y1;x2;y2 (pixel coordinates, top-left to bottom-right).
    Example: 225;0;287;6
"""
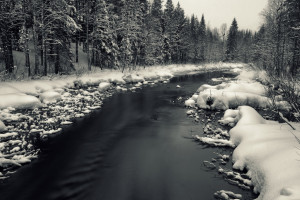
279;112;296;130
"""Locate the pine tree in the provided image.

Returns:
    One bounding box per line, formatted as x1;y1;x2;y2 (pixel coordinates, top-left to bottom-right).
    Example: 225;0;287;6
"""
91;0;118;69
172;2;188;63
163;0;175;63
144;0;164;65
189;15;199;63
226;18;238;61
198;14;206;62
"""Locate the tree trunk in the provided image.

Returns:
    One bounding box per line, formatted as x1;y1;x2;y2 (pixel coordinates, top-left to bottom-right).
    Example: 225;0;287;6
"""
75;34;79;63
42;2;47;76
32;12;40;75
1;32;14;73
290;38;299;76
86;0;91;71
42;39;47;76
55;45;60;74
24;27;31;76
75;0;79;63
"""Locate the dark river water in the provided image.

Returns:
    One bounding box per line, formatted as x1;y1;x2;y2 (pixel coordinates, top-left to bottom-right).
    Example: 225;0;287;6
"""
0;72;255;200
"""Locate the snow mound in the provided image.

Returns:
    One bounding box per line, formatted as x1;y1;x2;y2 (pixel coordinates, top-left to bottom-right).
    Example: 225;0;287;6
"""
224;106;300;200
195;69;289;110
98;82;111;92
214;190;242;200
197;89;271;110
122;74;145;83
0;93;42;109
185;99;195;107
39;91;62;104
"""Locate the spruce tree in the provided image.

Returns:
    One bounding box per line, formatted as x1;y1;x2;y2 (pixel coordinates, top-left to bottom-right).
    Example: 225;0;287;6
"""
163;0;175;63
144;0;164;65
190;15;199;63
92;0;117;69
198;14;206;62
226;18;238;61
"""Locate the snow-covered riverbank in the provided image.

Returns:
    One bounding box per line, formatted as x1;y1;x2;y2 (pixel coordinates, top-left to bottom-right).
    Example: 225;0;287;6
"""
186;68;300;200
0;63;245;179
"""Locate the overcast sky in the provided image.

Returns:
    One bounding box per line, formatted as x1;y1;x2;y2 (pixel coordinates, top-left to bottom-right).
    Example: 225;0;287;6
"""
173;0;268;32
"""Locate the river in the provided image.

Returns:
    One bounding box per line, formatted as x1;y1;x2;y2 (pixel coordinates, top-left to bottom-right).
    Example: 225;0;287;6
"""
0;71;256;200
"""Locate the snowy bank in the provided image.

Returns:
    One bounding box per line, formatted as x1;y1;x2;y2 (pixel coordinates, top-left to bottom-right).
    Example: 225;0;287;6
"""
185;68;289;110
222;106;300;200
186;67;299;199
0;62;245;110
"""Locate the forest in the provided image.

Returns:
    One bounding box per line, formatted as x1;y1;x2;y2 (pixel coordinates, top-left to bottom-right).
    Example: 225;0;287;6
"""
0;0;299;79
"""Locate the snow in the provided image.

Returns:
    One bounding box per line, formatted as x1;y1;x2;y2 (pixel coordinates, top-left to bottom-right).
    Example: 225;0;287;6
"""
0;93;42;109
122;74;145;83
219;106;300;200
98;82;111;92
39;91;62;104
214;190;242;200
0;63;244;111
185;65;300;200
195;135;235;147
184;99;195;107
0;132;18;139
194;68;289;110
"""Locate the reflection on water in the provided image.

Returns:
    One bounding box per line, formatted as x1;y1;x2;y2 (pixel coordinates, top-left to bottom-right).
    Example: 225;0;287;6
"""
0;71;255;200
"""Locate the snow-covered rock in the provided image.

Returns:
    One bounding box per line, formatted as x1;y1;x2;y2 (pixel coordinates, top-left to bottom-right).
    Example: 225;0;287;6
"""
122;74;145;83
39;91;62;104
98;82;111;92
185;99;195;107
197;89;271;110
195;69;289;110
0;93;42;109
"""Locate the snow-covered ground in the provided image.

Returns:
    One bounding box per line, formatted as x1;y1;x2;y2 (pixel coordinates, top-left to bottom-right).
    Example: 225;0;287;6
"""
0;62;245;179
186;68;300;200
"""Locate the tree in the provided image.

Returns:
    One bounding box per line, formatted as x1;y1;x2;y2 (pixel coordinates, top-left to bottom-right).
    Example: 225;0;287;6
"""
143;0;164;65
198;14;206;62
172;2;188;63
189;14;199;63
91;0;117;69
226;18;238;61
220;23;227;60
285;0;300;75
163;0;175;63
0;0;23;73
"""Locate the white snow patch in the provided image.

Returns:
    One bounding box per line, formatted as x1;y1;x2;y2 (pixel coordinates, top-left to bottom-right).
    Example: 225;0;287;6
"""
0;132;18;139
122;74;145;83
224;106;300;200
39;91;62;104
195;69;289;110
214;190;242;200
195;135;235;147
0;93;42;109
98;82;111;92
185;99;195;107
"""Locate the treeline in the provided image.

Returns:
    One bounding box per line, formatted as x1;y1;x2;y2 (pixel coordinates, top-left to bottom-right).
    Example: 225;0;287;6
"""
251;0;300;77
0;0;255;77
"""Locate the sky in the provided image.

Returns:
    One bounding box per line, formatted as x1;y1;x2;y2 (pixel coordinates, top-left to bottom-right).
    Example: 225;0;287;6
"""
173;0;269;32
